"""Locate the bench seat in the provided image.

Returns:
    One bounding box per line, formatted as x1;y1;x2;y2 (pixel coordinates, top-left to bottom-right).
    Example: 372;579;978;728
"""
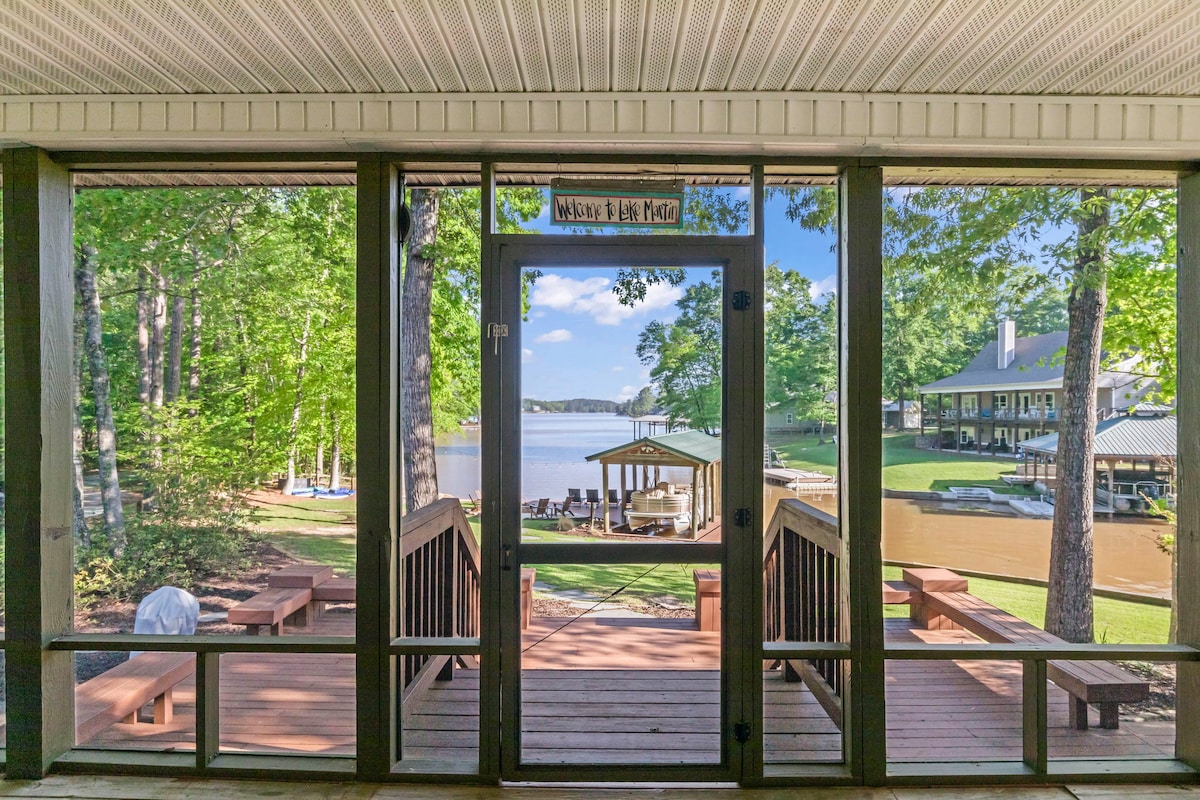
228;587;312;634
922;590;1149;729
75;651;195;744
311;576;356;603
268;564;334;589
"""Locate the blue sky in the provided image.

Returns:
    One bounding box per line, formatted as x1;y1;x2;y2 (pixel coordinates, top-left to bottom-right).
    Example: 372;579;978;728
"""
520;191;838;403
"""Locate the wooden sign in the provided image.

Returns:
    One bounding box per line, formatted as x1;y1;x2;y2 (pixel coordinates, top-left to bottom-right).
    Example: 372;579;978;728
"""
549;182;684;229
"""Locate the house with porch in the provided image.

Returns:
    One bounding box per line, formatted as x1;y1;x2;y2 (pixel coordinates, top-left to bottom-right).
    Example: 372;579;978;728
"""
918;321;1152;454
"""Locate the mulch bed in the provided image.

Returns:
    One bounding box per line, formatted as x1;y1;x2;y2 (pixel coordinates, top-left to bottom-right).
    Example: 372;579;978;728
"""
72;540;301;682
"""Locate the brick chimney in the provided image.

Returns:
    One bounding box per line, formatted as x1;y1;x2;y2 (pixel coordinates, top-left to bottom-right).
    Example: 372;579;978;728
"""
997;319;1016;369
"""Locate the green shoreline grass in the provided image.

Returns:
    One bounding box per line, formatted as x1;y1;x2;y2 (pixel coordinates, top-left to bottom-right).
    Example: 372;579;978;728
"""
259;504;1170;644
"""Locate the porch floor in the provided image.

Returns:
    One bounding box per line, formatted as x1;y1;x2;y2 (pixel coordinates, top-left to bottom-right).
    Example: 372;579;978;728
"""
70;612;1173;764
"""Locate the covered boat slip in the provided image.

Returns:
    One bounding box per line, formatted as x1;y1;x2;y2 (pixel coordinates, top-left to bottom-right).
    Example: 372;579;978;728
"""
585;430;722;537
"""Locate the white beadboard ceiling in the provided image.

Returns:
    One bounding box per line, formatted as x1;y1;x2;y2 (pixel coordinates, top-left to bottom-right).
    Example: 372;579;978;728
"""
3;0;1200;98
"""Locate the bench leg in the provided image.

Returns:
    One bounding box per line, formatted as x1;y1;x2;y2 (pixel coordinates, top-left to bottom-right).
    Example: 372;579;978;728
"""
289;603;308;628
1070;696;1090;730
1098;703;1120;729
245;624;260;635
271;621;283;635
123;710;138;724
153;690;174;724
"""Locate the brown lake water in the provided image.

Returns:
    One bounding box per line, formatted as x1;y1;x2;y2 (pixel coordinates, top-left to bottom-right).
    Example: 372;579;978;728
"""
436;415;1174;599
766;486;1173;598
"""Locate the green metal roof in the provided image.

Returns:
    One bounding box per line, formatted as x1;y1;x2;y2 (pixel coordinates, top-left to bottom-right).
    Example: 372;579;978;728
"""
585;430;722;465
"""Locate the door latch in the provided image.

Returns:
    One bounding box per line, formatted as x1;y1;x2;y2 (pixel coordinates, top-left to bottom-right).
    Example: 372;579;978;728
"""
502;543;513;571
488;322;509;355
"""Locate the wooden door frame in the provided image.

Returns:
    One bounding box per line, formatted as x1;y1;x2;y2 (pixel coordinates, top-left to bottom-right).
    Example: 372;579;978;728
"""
480;232;758;783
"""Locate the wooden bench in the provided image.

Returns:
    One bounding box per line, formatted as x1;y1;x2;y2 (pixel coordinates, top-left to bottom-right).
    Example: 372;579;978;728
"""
920;585;1150;730
268;564;334;589
228;587;313;635
312;576;356;616
75;651;195;744
694;569;721;631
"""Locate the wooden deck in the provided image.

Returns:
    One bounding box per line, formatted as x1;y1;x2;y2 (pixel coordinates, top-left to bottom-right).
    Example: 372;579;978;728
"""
66;612;1173;764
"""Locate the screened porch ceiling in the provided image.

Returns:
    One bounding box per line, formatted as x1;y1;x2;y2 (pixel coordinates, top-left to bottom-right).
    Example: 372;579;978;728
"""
4;1;1200;186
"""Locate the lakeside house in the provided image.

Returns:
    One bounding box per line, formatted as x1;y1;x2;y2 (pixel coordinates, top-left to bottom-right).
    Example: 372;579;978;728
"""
918;320;1153;453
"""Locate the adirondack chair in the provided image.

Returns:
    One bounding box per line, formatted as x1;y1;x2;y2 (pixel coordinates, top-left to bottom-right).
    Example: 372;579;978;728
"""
523;498;553;519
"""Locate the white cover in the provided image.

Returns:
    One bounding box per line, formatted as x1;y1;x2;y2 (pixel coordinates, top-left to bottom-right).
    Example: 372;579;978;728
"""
133;586;200;639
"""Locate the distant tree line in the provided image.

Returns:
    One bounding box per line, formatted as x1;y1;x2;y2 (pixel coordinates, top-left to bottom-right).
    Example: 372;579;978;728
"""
522;398;618;413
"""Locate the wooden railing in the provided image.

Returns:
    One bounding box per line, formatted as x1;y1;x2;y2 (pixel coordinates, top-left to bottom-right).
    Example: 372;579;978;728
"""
763;498;847;729
399;498;481;703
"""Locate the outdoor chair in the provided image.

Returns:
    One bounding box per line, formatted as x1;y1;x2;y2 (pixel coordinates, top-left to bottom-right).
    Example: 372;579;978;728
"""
559;497;577;517
608;489;619;505
567;488;582;506
523;498;553;519
586;489;601;504
623;489;634;508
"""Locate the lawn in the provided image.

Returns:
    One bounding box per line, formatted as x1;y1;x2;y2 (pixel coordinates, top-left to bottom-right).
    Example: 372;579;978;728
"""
253;495;1168;642
883;566;1170;644
772;431;1035;494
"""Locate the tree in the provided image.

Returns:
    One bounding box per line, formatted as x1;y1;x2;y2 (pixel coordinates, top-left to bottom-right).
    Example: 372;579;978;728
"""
636;273;723;434
1045;189;1110;643
402;188;442;513
764;264;837;436
75;244;126;552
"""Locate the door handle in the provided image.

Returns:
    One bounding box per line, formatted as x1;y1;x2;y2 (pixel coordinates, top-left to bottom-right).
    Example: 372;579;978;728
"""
502;543;513;571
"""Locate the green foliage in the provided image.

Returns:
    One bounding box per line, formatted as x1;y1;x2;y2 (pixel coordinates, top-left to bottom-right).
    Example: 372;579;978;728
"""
637;272;723;433
76;406;259;602
615;386;656;417
522;398;618;413
764;264;837;427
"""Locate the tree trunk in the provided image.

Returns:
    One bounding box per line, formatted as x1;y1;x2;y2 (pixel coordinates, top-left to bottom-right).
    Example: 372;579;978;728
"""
401;188;441;513
1045;188;1109;644
150;271;167;410
165;282;185;403
72;292;89;549
187;262;202;408
281;312;312;497
76;245;127;555
897;385;907;431
137;274;150;405
329;410;342;491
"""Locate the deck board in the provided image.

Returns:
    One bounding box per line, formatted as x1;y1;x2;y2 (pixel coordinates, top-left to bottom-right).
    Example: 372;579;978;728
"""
55;611;1174;765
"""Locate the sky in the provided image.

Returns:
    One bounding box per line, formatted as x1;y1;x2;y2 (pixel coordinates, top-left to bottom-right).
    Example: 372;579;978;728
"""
519;190;838;403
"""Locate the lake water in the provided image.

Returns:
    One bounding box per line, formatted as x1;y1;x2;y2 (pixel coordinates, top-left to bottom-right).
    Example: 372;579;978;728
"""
436;413;1173;597
435;412;692;501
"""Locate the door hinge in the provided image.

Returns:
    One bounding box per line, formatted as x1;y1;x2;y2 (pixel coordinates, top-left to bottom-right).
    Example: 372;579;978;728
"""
732;290;752;311
734;507;752;528
733;721;751;744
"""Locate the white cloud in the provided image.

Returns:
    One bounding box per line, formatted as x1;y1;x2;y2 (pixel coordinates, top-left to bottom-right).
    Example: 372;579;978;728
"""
521;348;534;363
530;274;610;310
614;385;639;402
535;328;573;344
610;365;624;372
809;273;838;299
530;272;683;326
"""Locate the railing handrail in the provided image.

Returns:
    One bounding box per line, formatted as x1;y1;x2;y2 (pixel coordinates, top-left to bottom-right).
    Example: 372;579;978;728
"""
401;497;476;558
763;497;841;564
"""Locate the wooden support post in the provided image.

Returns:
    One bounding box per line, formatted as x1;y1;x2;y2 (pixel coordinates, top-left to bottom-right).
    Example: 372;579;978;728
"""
839;165;886;785
1177;170;1200;769
355;156;401;778
195;652;220;769
1022;659;1048;775
3;147;76;778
